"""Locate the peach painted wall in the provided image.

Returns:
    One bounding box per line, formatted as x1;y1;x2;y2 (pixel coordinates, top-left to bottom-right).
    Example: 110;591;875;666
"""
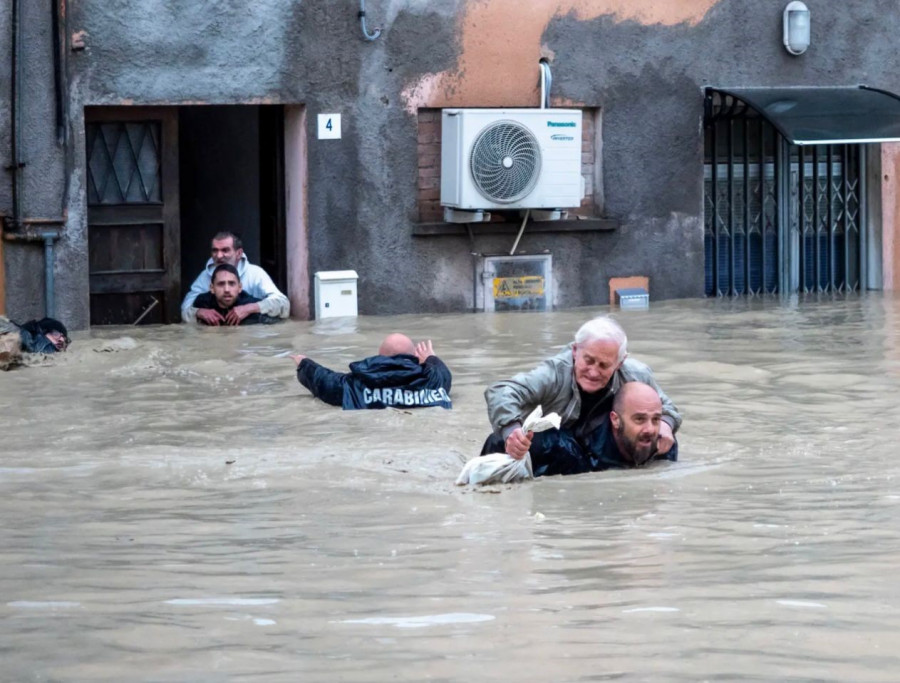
401;0;720;112
882;144;900;291
284;106;310;319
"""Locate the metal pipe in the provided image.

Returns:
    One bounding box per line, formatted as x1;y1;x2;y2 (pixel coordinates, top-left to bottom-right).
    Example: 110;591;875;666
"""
813;145;820;291
859;145;867;291
51;0;66;144
359;0;381;41
42;232;58;318
509;209;530;255
775;136;785;294
539;60;552;109
843;144;850;291
759;118;767;292
798;145;806;292
727;118;734;295
710;112;719;295
827;145;834;291
6;0;24;231
742;117;750;295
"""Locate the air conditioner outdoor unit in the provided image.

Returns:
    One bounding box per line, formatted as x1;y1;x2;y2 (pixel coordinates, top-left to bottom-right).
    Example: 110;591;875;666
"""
440;108;584;211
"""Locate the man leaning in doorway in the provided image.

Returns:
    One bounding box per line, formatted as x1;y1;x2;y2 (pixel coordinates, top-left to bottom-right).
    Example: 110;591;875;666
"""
181;231;290;325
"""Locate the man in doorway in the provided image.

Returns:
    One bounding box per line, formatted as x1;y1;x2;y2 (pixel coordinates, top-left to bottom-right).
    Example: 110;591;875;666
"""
480;315;680;473
291;333;452;409
181;231;289;324
192;264;278;326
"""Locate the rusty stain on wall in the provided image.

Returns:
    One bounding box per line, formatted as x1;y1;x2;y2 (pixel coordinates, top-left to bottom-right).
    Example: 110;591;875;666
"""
402;0;720;112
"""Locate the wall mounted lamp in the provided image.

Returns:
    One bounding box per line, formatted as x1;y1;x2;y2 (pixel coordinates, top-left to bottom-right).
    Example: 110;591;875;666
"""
783;1;811;55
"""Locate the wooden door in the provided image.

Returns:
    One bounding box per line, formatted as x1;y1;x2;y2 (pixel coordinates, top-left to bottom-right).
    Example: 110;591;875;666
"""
86;107;180;324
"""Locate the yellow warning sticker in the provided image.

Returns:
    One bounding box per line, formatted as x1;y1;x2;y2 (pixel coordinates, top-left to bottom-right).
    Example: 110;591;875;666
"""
493;276;545;299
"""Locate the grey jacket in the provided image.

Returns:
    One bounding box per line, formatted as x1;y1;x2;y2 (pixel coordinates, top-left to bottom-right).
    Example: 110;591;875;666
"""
485;343;682;437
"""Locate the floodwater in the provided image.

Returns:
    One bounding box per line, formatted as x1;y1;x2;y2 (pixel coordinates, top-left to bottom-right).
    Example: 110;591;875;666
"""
2;295;900;682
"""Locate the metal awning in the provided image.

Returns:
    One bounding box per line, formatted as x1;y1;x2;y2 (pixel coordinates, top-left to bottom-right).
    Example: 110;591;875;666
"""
706;85;900;145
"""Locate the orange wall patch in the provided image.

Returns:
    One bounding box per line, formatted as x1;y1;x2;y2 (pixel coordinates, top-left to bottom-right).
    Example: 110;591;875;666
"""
402;0;720;112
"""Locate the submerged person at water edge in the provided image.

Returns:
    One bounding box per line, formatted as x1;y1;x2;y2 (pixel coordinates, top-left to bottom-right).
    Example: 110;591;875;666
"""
181;231;289;325
291;333;452;409
480;315;680;475
192;264;280;326
0;316;70;370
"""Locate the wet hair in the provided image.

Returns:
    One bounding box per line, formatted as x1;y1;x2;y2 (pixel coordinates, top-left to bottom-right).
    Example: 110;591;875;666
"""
211;231;243;250
574;316;627;363
211;263;241;282
21;317;68;340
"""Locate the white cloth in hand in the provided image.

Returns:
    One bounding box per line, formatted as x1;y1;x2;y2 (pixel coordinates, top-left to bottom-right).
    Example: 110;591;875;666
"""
455;405;561;486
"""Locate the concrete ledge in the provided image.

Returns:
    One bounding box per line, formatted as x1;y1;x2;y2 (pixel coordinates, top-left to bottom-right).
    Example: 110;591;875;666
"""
412;217;619;237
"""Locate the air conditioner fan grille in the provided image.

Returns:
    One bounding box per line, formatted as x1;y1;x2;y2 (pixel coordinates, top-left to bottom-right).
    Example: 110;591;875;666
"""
469;120;541;203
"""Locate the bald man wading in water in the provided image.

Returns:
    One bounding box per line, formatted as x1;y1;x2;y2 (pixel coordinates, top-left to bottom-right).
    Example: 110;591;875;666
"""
291;333;452;410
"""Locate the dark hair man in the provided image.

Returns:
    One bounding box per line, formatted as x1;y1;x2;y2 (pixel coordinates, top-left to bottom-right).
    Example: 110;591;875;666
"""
191;264;277;326
181;231;289;325
291;333;452;410
480;315;680;474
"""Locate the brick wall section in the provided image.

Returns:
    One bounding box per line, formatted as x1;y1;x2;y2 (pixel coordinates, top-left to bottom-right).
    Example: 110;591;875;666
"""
417;110;443;222
417;107;598;222
575;109;596;217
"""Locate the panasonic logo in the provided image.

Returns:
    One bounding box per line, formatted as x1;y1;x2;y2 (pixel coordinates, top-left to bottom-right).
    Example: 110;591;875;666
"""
547;121;577;128
551;134;574;141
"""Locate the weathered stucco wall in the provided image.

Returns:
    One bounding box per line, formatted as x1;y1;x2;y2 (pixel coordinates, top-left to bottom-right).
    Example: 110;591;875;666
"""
5;0;900;327
1;0;73;321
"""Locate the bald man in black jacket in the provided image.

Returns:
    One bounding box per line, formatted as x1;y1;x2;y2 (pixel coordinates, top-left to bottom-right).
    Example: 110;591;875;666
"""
291;333;452;410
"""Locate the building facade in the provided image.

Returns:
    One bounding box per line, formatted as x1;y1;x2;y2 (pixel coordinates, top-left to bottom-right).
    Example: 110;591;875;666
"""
3;0;900;328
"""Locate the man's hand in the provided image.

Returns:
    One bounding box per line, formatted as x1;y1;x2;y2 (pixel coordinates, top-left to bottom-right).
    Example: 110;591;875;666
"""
505;427;533;460
290;354;307;367
415;340;434;364
657;421;675;455
225;303;259;326
196;308;225;326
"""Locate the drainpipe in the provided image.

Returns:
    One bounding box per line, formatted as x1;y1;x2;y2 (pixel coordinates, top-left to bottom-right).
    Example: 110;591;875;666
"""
4;221;64;318
7;0;24;231
539;59;552;110
3;1;66;318
51;0;67;144
42;232;57;317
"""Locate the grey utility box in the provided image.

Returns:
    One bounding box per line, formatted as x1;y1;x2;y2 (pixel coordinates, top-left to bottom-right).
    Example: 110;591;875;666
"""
314;270;359;319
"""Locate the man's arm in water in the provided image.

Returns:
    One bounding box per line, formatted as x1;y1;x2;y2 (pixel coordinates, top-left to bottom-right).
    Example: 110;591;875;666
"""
291;355;346;406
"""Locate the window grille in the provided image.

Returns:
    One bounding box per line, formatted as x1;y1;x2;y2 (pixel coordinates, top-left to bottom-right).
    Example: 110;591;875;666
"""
86;121;162;205
704;91;866;296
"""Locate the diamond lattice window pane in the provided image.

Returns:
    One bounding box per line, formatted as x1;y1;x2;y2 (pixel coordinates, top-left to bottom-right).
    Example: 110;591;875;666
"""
86;122;161;205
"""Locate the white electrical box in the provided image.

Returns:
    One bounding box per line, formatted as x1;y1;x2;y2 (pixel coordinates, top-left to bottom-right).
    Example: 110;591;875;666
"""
314;270;358;319
615;287;650;310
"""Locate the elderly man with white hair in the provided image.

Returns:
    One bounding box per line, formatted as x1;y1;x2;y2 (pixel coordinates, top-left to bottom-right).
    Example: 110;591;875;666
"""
481;315;681;476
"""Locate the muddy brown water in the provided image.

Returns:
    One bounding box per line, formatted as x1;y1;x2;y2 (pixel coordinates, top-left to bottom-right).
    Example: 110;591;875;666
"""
2;296;900;681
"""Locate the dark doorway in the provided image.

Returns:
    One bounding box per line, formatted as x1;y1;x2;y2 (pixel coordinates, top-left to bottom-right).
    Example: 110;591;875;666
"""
178;105;286;300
